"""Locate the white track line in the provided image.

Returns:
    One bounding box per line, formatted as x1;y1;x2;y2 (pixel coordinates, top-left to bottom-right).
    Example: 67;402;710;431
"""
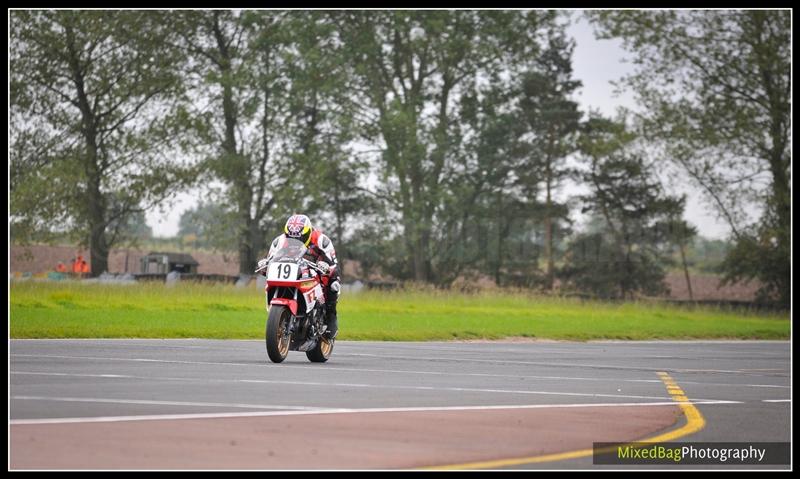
340;352;789;375
237;379;678;400
11;354;788;389
11;370;740;403
337;341;789;356
16;370;782;395
762;399;791;403
10;395;324;411
10;371;710;402
9;399;740;426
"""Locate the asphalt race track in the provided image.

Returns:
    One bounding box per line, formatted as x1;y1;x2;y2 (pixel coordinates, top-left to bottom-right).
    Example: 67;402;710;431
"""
9;339;791;470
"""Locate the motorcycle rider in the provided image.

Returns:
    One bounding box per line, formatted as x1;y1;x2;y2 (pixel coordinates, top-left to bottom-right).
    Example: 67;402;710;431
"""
258;214;340;339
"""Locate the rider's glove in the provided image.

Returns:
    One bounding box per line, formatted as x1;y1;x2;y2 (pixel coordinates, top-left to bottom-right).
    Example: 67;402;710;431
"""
316;260;330;274
255;258;269;275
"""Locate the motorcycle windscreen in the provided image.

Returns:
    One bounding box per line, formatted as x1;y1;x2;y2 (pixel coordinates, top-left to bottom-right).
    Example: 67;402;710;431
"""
272;237;307;262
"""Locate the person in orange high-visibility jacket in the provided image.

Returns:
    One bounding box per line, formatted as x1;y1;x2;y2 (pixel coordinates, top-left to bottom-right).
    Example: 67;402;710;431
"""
81;259;90;276
56;262;67;273
72;256;83;274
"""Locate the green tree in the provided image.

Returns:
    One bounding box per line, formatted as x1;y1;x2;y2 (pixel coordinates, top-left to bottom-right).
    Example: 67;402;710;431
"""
562;117;685;299
451;85;547;288
687;236;732;274
660;217;698;301
172;11;356;274
114;209;153;244
588;10;790;305
269;12;369;273
515;29;582;289
171;11;273;275
10;11;195;275
336;11;558;283
177;201;238;251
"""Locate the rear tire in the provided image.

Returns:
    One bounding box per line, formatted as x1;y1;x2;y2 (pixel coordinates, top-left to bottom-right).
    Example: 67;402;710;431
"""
266;305;291;363
306;336;334;363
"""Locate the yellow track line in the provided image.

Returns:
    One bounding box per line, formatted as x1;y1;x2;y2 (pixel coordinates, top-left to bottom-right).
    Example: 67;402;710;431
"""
420;371;705;470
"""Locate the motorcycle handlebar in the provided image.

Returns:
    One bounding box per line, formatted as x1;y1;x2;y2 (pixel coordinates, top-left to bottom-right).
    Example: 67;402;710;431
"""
254;258;328;275
301;258;328;274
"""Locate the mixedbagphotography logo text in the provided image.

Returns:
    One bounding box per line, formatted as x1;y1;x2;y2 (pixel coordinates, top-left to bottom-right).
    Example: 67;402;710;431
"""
593;442;790;465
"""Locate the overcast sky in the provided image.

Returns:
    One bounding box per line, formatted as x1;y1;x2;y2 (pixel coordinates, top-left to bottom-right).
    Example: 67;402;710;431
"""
146;13;734;240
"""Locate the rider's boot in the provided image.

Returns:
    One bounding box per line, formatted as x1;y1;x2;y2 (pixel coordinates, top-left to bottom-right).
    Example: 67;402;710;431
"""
324;301;338;339
324;281;339;340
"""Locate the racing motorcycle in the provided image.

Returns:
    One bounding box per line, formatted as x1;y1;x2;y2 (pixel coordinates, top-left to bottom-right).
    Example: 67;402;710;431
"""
255;237;334;363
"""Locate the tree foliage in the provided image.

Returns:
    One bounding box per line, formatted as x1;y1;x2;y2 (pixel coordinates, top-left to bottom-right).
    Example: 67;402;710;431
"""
169;11;363;274
515;28;582;288
10;11;196;275
561;117;686;299
335;10;560;284
588;10;790;305
10;11;780;305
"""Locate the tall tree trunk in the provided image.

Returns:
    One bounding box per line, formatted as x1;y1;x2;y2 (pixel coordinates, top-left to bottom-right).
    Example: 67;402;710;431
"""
213;14;254;275
412;226;429;283
401;200;430;283
333;164;345;275
244;219;265;274
87;177;109;277
544;152;554;290
419;228;431;282
679;240;694;301
494;192;503;286
237;217;252;275
83;122;108;277
221;78;253;275
253;44;272;263
67;21;108;277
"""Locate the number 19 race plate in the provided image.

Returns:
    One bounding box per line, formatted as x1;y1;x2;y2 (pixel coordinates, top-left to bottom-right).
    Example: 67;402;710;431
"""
267;262;299;281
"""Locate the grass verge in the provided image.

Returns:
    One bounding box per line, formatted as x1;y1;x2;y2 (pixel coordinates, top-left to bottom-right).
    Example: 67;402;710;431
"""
9;281;790;341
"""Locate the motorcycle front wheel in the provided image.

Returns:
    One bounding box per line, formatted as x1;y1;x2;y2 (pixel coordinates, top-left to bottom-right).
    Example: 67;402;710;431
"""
266;305;292;363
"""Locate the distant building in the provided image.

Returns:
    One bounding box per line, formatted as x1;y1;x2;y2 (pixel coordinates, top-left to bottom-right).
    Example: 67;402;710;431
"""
139;252;199;274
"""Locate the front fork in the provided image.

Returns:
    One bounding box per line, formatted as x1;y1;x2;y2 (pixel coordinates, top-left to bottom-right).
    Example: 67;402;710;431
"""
267;287;323;341
267;287;299;337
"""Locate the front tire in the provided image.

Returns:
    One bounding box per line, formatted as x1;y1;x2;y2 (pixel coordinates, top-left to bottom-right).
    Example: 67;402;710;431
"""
306;336;334;363
266;305;291;363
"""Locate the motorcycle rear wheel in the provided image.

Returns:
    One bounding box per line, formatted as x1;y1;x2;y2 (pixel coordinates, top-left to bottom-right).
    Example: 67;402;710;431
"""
306;336;334;363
